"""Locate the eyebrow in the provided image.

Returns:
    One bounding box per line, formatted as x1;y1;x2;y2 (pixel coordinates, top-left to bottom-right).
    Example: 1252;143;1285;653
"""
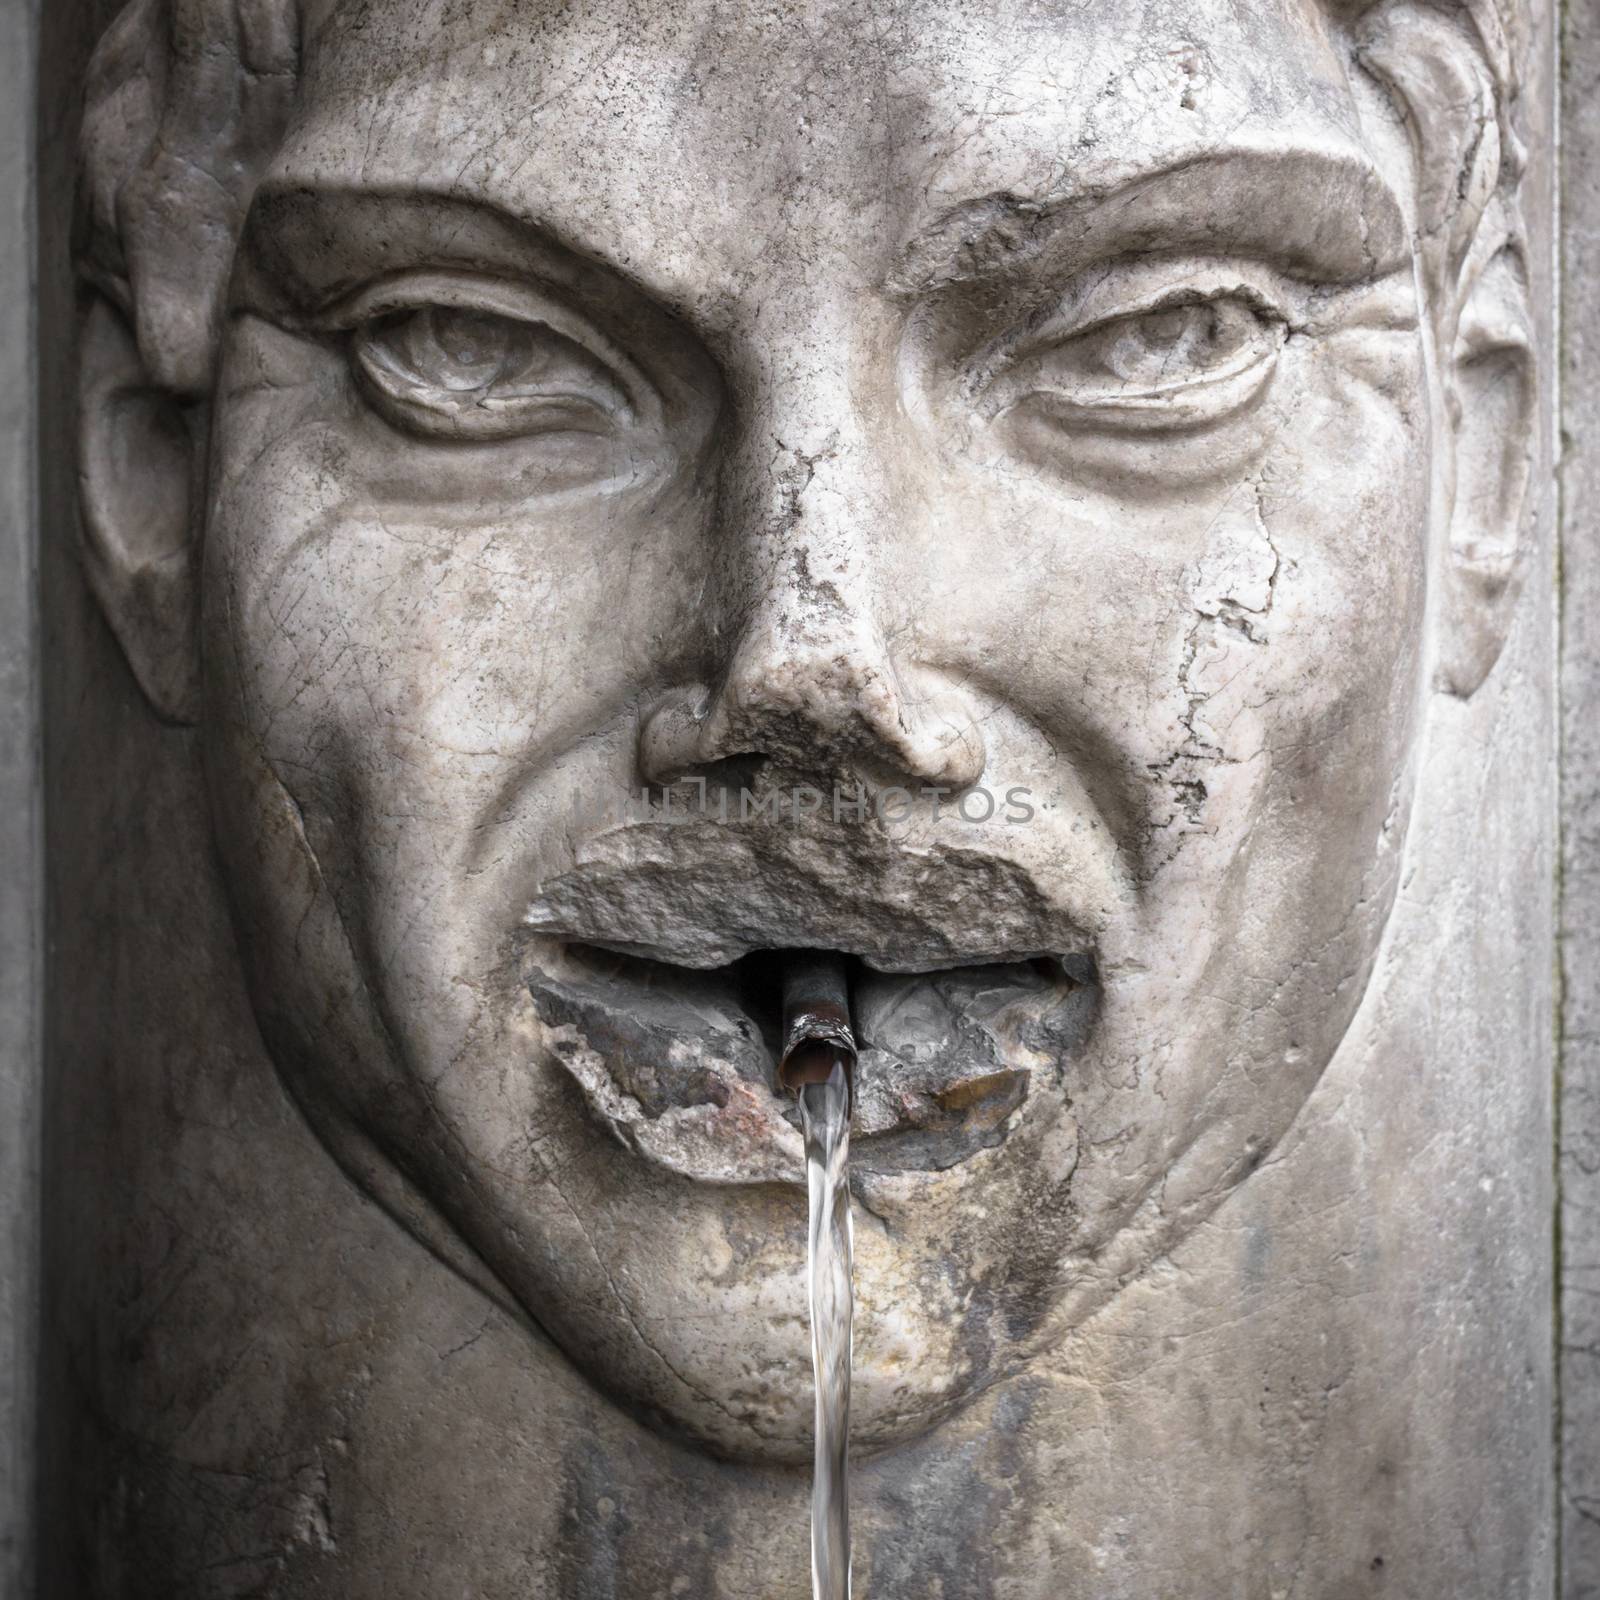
239;141;1411;336
235;184;728;405
886;146;1412;297
238;187;617;314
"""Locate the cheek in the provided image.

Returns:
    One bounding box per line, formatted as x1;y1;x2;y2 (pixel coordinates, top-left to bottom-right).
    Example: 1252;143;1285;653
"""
886;329;1430;827
1159;363;1430;1021
201;363;721;1068
1236;345;1431;784
202;340;715;822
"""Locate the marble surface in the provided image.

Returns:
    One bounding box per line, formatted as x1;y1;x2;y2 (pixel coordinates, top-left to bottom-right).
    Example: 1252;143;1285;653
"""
1562;2;1600;1591
22;0;1567;1594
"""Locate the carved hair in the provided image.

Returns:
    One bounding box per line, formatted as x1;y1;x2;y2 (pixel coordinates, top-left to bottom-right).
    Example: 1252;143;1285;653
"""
76;0;302;396
1357;0;1529;353
76;0;1524;395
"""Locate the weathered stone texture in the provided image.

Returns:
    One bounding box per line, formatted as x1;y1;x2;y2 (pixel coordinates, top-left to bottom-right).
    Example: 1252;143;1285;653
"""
27;0;1563;1595
1;2;40;1593
1564;2;1600;1593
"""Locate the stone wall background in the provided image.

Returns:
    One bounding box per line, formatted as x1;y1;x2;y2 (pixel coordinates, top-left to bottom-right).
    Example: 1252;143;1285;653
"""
1562;2;1600;1593
0;0;1582;1594
1;0;41;1593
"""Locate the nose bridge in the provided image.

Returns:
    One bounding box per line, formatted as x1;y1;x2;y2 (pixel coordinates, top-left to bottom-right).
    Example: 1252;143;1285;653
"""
730;357;889;711
637;292;987;791
713;290;921;753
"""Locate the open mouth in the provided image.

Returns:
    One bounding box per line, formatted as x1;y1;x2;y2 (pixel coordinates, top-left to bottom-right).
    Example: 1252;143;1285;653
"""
526;942;1099;1181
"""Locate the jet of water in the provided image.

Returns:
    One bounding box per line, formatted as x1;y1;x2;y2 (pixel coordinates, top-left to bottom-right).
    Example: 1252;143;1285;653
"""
800;1058;853;1600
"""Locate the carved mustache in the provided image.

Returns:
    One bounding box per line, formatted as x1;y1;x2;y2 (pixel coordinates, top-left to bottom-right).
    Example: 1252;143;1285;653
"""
520;803;1111;973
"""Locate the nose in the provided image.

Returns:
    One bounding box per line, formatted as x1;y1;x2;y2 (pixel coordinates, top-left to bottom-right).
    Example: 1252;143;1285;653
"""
638;381;986;791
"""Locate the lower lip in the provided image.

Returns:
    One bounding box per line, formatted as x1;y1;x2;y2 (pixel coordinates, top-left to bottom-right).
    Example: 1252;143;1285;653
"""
527;945;1099;1179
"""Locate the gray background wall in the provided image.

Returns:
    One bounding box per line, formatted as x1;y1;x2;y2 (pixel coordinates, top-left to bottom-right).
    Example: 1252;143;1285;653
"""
1562;3;1600;1593
1;0;41;1590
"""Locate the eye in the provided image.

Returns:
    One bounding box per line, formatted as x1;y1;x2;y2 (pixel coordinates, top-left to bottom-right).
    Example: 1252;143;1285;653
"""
986;293;1286;433
353;304;633;440
1068;299;1268;388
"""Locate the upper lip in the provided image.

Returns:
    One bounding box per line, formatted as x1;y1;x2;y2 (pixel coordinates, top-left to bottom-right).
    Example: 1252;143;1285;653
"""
521;838;1101;976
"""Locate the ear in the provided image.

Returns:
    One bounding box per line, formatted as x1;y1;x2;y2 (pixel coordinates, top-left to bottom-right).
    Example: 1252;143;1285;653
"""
1434;241;1536;699
77;292;204;723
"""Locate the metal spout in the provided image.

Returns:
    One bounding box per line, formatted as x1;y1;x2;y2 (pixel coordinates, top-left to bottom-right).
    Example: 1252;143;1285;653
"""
778;951;857;1095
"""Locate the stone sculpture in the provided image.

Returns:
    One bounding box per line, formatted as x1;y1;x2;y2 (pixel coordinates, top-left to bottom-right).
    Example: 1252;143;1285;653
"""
71;0;1536;1589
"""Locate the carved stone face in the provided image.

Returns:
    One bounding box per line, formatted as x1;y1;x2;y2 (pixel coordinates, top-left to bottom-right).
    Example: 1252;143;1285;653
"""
79;0;1529;1463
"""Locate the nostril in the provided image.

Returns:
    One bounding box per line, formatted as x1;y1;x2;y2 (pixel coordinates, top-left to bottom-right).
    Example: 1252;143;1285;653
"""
694;753;767;791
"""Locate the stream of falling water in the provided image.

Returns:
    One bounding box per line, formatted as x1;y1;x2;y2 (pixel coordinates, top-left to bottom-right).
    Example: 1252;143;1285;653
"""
799;1057;854;1600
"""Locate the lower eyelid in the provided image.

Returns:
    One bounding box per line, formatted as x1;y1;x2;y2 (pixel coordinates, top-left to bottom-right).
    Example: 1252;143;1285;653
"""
354;332;635;431
322;274;660;419
355;363;625;442
990;342;1282;432
964;293;1285;406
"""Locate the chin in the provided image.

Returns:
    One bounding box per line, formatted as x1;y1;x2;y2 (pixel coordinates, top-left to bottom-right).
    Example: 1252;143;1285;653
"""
482;1118;1073;1465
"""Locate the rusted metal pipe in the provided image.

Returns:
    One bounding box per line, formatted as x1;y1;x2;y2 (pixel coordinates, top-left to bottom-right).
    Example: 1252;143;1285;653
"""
778;951;856;1095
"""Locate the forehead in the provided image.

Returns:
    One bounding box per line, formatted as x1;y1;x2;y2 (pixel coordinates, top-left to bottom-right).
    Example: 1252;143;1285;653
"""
278;0;1387;307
